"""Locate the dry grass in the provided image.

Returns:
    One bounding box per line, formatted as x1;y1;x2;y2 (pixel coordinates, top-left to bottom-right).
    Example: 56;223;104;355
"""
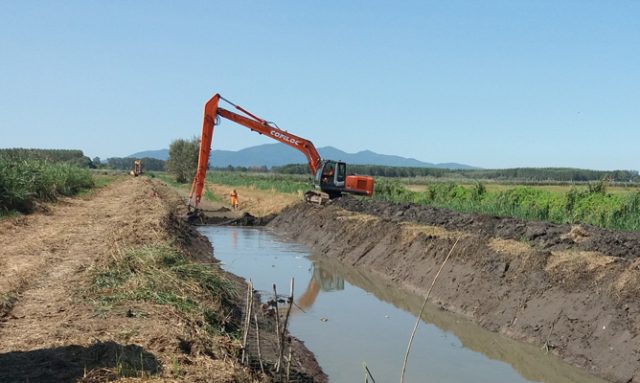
89;243;238;336
611;258;640;298
545;250;616;273
208;183;299;217
335;211;379;225
488;238;532;257
401;223;463;240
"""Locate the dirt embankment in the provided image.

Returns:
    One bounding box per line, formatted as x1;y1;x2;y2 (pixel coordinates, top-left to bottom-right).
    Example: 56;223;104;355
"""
0;177;324;382
270;197;640;383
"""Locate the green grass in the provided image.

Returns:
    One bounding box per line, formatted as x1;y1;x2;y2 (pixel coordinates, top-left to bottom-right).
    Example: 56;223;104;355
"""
207;171;310;194
153;171;187;189
154;170;310;196
0;292;17;317
405;180;640;196
152;172;221;202
89;243;238;335
0;158;95;214
375;179;640;231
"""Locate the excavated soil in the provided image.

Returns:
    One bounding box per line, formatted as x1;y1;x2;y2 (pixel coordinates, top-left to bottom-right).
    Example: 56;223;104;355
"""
0;177;324;382
270;197;640;383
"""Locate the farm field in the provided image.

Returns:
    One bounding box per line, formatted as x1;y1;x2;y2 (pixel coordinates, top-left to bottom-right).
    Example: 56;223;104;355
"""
405;181;640;195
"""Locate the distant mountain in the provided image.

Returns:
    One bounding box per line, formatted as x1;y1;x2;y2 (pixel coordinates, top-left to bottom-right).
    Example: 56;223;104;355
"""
129;143;475;169
128;149;169;161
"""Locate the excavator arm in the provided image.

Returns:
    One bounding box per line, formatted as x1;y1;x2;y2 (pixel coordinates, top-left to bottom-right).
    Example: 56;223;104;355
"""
189;94;323;208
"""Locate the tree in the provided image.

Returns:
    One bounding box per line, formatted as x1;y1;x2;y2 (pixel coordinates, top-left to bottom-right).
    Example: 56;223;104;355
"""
166;138;199;183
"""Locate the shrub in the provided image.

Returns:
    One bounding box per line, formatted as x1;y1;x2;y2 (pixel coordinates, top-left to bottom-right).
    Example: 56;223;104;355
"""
166;138;199;183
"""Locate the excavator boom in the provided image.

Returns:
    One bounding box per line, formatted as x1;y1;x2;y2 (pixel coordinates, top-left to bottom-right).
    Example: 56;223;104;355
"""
188;93;373;209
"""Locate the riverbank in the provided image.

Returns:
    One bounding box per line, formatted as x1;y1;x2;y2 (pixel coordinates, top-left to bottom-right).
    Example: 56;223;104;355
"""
270;197;640;383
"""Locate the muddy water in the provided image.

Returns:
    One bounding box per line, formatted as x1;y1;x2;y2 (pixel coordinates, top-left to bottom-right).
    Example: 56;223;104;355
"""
199;226;607;383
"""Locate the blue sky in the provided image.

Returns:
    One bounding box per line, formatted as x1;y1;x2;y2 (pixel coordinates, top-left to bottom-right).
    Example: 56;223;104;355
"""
1;1;638;170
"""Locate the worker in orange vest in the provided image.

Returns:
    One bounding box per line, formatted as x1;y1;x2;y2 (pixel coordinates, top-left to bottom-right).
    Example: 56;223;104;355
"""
229;189;239;210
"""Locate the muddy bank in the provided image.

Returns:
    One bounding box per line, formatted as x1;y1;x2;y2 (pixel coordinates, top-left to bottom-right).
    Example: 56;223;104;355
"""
270;198;640;383
193;210;277;226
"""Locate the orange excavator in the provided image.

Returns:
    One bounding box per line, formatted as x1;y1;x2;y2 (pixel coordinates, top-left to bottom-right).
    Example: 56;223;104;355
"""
188;93;374;210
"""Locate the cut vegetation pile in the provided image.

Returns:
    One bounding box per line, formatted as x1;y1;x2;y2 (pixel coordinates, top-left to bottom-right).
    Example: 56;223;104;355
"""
90;243;238;336
270;197;640;383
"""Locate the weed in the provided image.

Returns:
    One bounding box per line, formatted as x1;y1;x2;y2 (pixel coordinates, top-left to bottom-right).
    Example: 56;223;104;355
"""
171;358;186;377
0;292;17;317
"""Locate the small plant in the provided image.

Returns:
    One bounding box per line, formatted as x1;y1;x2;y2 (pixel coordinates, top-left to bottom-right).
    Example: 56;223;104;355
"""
171;358;185;377
0;293;17;317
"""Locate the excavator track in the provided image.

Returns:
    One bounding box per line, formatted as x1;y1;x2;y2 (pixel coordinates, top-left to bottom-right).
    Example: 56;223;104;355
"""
304;190;331;205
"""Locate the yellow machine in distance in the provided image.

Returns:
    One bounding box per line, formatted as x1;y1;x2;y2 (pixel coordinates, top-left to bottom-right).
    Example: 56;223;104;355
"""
130;160;142;177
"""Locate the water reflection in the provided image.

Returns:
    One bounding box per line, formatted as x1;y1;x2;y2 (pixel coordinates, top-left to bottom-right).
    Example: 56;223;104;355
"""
306;255;606;383
200;226;607;383
297;266;345;311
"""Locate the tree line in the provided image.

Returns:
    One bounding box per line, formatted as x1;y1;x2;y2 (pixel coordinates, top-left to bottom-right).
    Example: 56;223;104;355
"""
105;157;166;171
0;148;93;168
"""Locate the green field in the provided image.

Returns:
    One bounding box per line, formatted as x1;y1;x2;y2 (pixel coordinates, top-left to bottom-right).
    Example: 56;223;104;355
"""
378;179;640;231
0;153;95;215
206;171;311;195
405;181;640;196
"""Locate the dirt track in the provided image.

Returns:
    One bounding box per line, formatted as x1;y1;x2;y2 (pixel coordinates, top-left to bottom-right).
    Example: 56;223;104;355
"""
0;177;248;381
270;197;640;383
0;177;325;382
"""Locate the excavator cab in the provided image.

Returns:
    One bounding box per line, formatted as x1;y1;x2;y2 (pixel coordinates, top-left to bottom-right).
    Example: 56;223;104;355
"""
315;160;347;198
313;160;374;200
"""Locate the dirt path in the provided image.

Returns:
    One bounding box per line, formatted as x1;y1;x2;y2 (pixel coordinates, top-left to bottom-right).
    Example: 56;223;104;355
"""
0;178;244;382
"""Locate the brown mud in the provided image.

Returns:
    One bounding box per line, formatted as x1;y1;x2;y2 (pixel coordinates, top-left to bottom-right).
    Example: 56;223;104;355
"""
270;197;640;383
193;211;277;226
0;177;324;382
